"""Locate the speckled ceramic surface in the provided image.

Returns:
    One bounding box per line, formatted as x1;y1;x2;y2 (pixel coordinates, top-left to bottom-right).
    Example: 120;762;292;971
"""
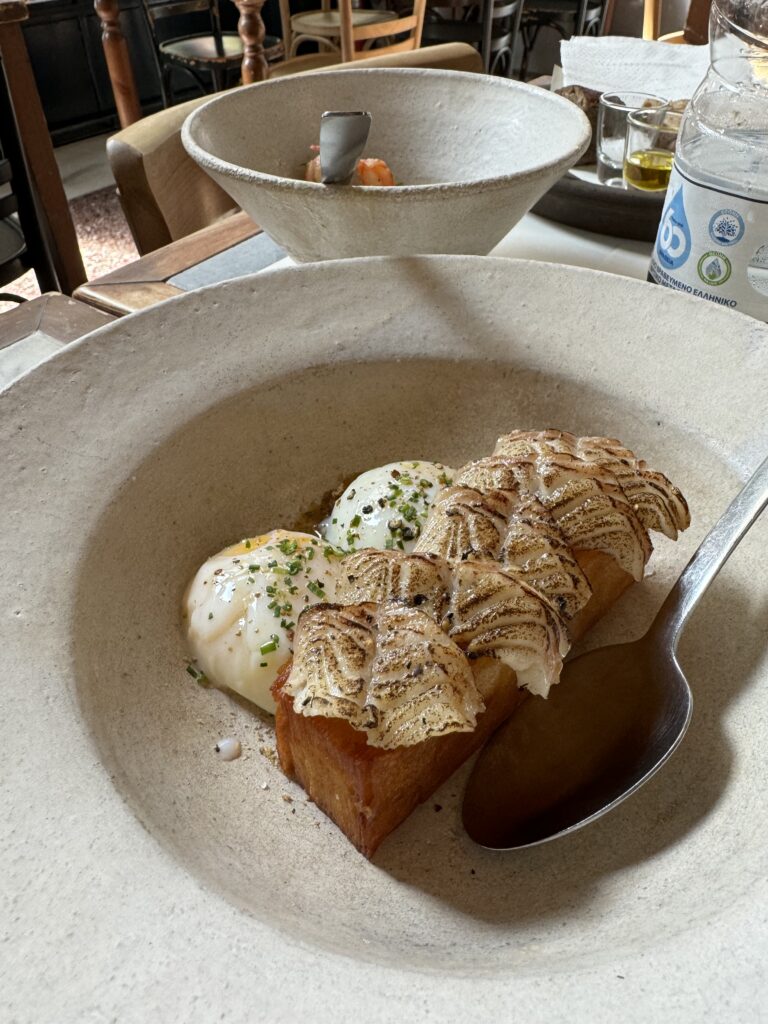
182;69;590;262
2;257;767;1023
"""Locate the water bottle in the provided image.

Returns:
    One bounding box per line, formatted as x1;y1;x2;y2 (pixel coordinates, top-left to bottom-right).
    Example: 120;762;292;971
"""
709;0;768;61
649;53;768;321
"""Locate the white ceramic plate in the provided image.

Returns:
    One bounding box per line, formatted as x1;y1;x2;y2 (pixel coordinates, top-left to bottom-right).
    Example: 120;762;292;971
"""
2;257;767;1023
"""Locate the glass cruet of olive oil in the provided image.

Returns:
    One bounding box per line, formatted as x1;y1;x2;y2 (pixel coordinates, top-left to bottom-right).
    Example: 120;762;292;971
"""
623;108;681;192
649;53;768;322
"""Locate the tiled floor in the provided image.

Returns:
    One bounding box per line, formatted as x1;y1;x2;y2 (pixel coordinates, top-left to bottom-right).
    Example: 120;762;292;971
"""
56;133;115;200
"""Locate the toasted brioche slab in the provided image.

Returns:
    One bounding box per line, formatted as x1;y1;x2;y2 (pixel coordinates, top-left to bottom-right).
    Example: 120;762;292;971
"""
274;657;524;858
273;550;632;858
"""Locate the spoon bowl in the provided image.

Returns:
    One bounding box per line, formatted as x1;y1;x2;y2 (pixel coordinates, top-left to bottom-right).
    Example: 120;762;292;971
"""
463;455;768;850
462;634;692;849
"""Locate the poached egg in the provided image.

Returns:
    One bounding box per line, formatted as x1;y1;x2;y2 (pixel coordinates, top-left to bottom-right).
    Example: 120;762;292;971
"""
185;530;340;713
323;461;454;554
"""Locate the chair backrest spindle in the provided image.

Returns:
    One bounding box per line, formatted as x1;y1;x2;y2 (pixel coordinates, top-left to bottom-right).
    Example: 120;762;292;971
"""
338;0;427;62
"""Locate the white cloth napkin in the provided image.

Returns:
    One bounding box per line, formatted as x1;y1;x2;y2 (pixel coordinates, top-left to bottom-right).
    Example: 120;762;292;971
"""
560;36;711;99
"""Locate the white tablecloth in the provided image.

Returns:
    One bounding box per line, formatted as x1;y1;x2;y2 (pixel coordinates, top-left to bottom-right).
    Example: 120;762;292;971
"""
493;213;652;278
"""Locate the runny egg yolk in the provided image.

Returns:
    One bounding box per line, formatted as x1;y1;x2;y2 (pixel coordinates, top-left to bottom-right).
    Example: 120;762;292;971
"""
184;530;341;713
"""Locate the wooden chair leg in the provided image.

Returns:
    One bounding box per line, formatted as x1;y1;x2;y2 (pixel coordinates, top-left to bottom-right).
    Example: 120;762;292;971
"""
232;0;269;83
600;0;616;34
519;21;541;81
643;0;661;39
0;15;86;295
575;0;588;35
160;62;173;107
510;0;524;78
480;0;494;72
94;0;142;127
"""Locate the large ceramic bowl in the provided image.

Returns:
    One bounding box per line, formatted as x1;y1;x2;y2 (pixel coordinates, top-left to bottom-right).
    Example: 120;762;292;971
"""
2;257;767;1022
181;69;591;261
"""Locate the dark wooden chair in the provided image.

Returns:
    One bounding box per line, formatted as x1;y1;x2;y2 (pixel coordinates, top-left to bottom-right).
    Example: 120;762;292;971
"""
643;0;713;43
0;148;28;302
518;0;615;79
0;1;85;298
140;0;283;105
421;0;524;75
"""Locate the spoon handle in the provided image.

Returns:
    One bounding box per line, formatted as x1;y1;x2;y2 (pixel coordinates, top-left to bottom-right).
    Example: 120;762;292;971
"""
654;455;768;647
319;110;372;184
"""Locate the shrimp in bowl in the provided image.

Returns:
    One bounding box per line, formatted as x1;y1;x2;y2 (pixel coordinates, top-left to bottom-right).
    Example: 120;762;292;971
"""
304;145;395;186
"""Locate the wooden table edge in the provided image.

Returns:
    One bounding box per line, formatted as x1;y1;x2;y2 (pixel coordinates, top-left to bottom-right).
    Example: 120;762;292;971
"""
73;281;185;317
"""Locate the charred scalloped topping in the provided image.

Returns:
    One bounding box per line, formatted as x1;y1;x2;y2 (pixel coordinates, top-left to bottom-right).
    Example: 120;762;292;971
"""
283;430;689;748
283;601;484;749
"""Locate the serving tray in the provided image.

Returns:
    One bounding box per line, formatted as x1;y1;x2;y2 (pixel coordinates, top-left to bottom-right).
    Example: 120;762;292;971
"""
533;170;666;242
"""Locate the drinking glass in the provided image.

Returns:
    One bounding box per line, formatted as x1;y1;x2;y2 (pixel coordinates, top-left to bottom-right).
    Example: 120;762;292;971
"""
623;109;682;192
597;92;667;187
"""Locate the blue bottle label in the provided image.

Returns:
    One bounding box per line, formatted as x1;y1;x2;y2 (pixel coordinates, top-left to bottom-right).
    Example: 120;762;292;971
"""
649;162;768;322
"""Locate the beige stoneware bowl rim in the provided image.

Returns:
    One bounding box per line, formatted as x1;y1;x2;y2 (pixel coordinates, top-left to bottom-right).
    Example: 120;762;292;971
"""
181;67;592;196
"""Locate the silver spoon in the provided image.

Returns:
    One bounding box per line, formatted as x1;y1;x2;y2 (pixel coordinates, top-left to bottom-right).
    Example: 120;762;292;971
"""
462;454;768;851
319;110;372;184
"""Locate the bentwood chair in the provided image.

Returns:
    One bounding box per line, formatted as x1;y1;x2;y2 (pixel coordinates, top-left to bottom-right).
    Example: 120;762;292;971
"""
278;0;398;59
518;0;615;79
140;0;283;105
422;0;524;75
271;0;427;75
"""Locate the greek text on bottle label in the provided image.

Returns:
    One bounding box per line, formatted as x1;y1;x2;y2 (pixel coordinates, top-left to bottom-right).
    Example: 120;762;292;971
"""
650;163;768;321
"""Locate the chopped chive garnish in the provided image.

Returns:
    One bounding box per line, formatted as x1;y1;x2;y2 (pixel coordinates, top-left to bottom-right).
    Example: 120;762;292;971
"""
349;514;361;528
260;639;278;655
